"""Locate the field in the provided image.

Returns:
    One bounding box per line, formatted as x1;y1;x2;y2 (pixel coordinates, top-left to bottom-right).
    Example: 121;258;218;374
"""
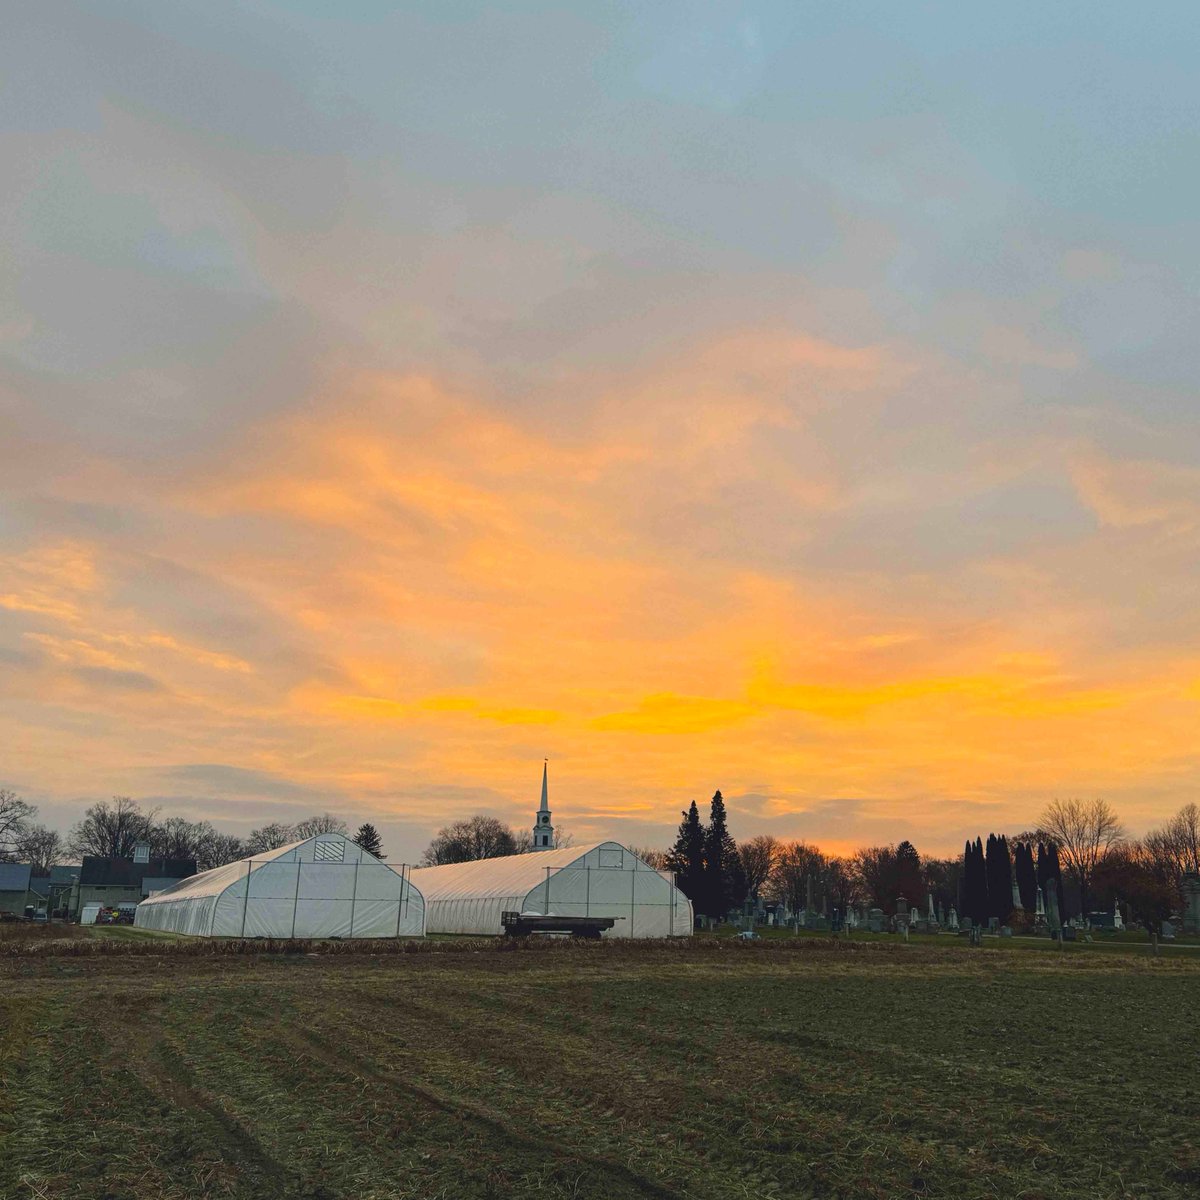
2;929;1198;1200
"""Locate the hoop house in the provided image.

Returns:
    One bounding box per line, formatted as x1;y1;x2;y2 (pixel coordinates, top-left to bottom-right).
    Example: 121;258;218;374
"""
134;833;424;938
410;841;691;937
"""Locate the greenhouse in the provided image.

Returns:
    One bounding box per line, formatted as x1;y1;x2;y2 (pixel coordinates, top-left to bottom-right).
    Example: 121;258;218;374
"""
409;841;692;938
134;833;425;938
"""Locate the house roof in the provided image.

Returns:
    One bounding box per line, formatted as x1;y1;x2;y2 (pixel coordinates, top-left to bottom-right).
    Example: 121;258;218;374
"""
0;863;32;891
79;856;197;886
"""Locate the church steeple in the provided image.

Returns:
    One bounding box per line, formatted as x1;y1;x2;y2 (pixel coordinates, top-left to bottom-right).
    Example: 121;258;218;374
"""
533;759;554;850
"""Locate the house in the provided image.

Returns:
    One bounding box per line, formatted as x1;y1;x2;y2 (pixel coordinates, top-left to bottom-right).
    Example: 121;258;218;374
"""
0;863;34;916
74;855;197;914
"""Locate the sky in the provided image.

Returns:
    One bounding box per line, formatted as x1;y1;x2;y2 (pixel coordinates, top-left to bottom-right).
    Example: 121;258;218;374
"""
3;2;1200;863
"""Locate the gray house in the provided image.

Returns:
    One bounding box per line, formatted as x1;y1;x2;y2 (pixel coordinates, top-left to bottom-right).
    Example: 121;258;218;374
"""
0;863;33;916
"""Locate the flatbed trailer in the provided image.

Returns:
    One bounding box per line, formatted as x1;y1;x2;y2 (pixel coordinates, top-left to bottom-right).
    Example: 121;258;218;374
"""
501;911;618;939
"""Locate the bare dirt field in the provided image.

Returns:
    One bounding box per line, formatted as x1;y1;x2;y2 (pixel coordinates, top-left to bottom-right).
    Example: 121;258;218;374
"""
1;930;1197;1199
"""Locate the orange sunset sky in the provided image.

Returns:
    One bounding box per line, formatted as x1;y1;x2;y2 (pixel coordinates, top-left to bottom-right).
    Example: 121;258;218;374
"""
3;5;1199;861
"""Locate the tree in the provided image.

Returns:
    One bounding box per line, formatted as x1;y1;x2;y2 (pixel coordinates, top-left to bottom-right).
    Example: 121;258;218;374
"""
627;846;669;870
769;841;827;912
293;813;349;839
852;843;922;914
1037;840;1066;920
518;826;573;852
666;802;706;904
961;838;988;925
421;815;520;866
149;816;215;862
985;834;1014;921
922;856;962;918
18;825;63;872
200;832;246;870
68;797;156;859
0;789;37;861
894;841;923;906
1013;841;1038;911
1092;845;1176;935
1143;803;1200;904
700;790;743;919
353;823;385;860
245;822;297;854
825;856;859;915
1038;798;1125;917
739;835;779;903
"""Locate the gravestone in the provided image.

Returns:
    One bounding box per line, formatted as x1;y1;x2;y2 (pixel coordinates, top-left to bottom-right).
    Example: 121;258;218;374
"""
947;906;959;932
1182;873;1200;935
1161;920;1176;940
999;926;1012;938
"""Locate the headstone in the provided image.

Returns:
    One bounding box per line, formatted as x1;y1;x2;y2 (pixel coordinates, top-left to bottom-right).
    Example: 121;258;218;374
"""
1161;920;1175;940
987;916;999;932
960;915;972;933
1062;926;1077;942
927;892;936;921
1012;879;1023;911
1181;873;1200;935
999;926;1012;938
1045;885;1061;934
947;906;959;932
868;908;885;933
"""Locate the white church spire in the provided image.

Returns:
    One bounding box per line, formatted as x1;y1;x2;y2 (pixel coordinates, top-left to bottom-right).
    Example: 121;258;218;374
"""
533;759;554;850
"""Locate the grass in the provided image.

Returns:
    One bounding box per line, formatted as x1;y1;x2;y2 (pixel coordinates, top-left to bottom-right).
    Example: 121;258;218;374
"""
2;936;1198;1199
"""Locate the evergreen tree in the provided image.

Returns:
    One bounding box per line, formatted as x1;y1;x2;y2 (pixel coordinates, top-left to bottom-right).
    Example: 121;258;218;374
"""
667;801;706;905
1014;841;1037;910
985;834;1014;921
353;822;385;860
701;790;741;920
1036;840;1067;917
963;837;989;925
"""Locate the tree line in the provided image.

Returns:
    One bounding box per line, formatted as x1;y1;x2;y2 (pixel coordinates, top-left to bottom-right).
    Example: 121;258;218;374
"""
653;793;1199;933
0;791;387;871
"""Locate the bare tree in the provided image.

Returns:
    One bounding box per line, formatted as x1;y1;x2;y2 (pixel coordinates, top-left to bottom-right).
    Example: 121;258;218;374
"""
1143;802;1200;902
739;835;779;902
0;789;37;861
627;846;670;870
67;797;157;859
18;825;64;872
768;841;826;911
1038;798;1126;916
149;817;245;869
293;813;349;839
421;815;521;865
201;831;246;870
518;826;573;853
245;822;297;854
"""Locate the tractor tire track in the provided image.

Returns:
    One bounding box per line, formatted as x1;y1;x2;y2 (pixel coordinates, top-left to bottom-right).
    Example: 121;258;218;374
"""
100;1024;301;1200
281;1026;682;1200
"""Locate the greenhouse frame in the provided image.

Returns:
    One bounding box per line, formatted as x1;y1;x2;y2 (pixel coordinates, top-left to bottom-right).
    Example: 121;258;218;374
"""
134;833;425;938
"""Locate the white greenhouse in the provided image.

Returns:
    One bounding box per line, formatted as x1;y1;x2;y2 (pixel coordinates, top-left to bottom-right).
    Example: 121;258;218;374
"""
409;841;692;938
134;833;425;939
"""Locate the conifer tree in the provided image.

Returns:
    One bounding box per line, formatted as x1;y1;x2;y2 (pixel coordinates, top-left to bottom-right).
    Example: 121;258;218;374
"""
702;790;742;920
1014;841;1037;910
667;801;706;904
353;822;386;859
985;834;1014;921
